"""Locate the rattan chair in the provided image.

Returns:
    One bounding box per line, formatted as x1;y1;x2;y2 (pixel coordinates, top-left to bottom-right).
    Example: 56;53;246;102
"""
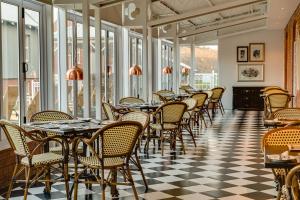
261;86;284;92
282;164;300;200
0;120;69;200
102;102;118;121
149;102;187;156
181;98;197;147
120;111;150;190
153;92;167;103
192;92;212;126
156;90;175;101
264;88;288;95
208;87;225;115
262;127;300;199
30;110;74;154
72;121;143;200
265;93;291;119
119;97;145;104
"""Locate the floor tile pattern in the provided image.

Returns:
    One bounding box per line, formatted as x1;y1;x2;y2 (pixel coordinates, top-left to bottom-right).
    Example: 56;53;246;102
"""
1;110;277;199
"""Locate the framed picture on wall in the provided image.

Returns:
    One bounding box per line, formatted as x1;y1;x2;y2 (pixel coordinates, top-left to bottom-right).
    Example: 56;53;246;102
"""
237;64;264;82
237;46;248;62
249;43;265;62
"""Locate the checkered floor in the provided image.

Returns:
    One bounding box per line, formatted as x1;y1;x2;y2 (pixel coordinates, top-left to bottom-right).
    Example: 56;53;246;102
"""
1;110;277;200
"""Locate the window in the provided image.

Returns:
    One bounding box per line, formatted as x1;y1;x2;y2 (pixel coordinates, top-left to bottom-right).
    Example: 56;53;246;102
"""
129;34;143;97
161;42;173;90
180;46;192;86
194;45;218;90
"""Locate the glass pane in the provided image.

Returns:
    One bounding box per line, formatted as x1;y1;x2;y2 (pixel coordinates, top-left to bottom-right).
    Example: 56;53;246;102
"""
24;9;40;120
101;29;106;105
53;7;59;110
194;45;218;90
90;26;96;118
107;31;115;104
180;46;192;86
1;2;19;121
76;23;83;117
67;20;74;114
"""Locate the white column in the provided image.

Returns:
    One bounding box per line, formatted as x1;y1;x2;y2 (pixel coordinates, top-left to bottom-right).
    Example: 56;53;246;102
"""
157;39;162;90
122;27;129;97
95;8;102;119
82;0;91;118
147;27;153;101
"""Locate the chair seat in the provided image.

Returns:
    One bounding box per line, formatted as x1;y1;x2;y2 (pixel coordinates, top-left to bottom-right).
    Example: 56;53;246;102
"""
150;123;178;130
21;152;64;166
50;145;83;155
78;156;124;168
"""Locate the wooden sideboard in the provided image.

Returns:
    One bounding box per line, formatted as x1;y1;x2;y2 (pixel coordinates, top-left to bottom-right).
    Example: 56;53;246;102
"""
233;86;265;111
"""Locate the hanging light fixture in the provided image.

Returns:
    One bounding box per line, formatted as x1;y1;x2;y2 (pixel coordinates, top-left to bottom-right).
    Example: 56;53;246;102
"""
66;3;83;80
163;66;173;74
181;66;190;76
129;64;142;76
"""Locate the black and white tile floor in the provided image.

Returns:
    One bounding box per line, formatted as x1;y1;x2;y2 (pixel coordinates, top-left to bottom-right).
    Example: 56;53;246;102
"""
1;111;277;199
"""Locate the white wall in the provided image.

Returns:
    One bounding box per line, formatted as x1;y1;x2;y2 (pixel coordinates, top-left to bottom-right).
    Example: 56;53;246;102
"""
219;29;285;109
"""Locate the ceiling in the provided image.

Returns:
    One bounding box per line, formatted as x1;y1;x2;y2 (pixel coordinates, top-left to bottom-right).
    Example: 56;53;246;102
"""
54;0;300;44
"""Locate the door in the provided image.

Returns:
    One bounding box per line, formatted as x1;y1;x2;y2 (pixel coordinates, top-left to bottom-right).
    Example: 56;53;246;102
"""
1;0;43;123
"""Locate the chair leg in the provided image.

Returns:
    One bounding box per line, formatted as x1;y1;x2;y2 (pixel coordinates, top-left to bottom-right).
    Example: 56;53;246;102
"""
204;108;212;125
24;167;31;200
63;163;70;199
161;134;164;156
7;164;18;199
134;151;148;191
126;164;139;200
185;124;196;147
178;130;186;154
73;160;79;200
101;169;106;200
200;113;207;128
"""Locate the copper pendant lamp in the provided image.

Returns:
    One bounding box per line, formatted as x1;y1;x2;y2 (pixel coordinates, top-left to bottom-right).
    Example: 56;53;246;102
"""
129;64;142;76
163;66;173;74
181;66;190;76
66;65;83;80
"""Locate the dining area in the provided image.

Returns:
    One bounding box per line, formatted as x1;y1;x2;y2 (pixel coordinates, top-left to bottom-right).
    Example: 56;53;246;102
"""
0;86;226;200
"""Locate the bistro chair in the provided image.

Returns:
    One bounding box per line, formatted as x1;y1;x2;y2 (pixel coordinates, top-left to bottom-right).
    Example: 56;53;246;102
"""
262;127;300;199
265;93;291;119
30;110;74;155
192;92;212;126
120;111;150;190
119;97;145;104
264;88;288;95
0;120;69;200
149;102;187;156
102;102;118;121
208;87;225;115
156;90;175;101
181;98;197;147
153;92;167;103
72;121;143;200
261;86;284;92
282;164;300;200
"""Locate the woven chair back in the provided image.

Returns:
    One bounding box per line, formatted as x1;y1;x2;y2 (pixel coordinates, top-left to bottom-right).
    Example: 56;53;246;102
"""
119;97;145;104
157;90;174;95
272;108;300;120
192;92;208;108
264;88;288;95
210;87;225;100
159;102;187;124
102;102;116;121
262;127;300;153
120;111;150;131
266;93;291;112
0;120;30;157
93;121;142;158
182;98;197;111
30;110;73;122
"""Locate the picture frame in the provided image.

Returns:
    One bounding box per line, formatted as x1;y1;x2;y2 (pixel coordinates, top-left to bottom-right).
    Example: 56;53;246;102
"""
237;64;264;82
237;46;248;62
249;43;265;62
